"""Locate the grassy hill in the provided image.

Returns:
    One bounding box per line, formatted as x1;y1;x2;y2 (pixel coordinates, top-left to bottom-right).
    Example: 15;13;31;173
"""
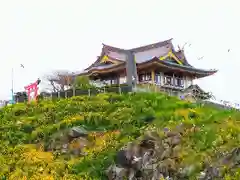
0;92;240;179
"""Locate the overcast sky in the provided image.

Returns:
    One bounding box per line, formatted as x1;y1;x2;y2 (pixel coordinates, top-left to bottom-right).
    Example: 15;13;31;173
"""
0;0;239;103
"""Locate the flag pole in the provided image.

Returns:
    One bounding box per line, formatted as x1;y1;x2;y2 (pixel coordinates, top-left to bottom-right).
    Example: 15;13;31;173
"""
11;67;15;104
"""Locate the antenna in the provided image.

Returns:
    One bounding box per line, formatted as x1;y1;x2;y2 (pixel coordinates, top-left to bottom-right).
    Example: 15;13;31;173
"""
177;45;181;51
177;42;191;51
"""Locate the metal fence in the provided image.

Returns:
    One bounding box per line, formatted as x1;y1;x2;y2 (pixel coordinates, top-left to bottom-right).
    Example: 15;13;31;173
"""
11;83;240;111
42;85;133;100
135;84;240;110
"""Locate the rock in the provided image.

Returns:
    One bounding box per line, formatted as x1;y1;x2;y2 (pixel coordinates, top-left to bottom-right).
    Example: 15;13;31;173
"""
139;139;155;150
165;131;180;138
72;149;80;155
175;123;184;133
172;145;181;158
61;143;68;154
171;136;181;147
68;126;88;138
198;171;206;179
116;150;132;168
200;166;221;179
105;165;128;180
162;158;176;171
144;131;161;141
106;130;189;180
161;148;172;160
115;166;127;177
180;165;196;177
105;165;117;180
163;143;170;149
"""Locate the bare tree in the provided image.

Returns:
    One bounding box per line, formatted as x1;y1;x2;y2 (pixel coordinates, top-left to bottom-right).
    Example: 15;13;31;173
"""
43;70;75;92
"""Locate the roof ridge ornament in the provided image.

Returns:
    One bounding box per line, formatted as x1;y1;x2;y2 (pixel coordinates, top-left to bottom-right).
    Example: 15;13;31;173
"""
177;42;191;52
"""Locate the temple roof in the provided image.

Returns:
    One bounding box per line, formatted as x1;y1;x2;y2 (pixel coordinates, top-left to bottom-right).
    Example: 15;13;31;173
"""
184;84;214;100
80;63;125;75
98;38;193;66
102;38;173;53
185;84;206;93
82;38;217;78
86;39;176;70
138;57;217;78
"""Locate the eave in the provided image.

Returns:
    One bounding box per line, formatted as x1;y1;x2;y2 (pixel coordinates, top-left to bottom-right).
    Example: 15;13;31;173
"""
137;57;218;78
85;55;124;71
80;63;126;76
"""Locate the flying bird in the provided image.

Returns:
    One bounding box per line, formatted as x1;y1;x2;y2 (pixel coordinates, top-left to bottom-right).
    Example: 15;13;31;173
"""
198;56;204;60
228;49;230;52
20;64;25;68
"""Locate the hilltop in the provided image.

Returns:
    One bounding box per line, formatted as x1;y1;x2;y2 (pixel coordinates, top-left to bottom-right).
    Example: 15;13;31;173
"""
0;92;240;179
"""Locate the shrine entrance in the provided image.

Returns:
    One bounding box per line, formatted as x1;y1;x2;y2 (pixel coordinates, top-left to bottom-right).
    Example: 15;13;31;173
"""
24;79;41;102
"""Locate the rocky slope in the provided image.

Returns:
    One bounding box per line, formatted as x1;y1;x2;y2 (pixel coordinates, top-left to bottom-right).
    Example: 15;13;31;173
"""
0;92;240;179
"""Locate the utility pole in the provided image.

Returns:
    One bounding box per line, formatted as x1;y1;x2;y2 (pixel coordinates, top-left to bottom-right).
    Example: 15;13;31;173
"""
11;67;15;104
125;50;137;88
10;64;25;104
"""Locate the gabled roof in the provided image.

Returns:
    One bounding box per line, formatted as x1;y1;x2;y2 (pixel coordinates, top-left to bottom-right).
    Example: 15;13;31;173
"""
101;38;193;66
86;38;188;68
173;50;192;66
82;39;217;78
102;38;173;53
184;84;214;100
185;84;206;92
85;54;124;71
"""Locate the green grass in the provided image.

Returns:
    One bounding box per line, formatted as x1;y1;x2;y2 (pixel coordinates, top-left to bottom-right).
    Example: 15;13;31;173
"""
0;92;240;179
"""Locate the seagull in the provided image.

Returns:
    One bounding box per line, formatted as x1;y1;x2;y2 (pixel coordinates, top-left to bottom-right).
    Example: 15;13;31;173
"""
198;56;204;60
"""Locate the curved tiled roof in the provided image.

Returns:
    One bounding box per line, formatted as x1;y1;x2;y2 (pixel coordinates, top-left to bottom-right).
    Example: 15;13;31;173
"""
130;38;173;52
82;39;217;78
87;63;122;71
86;39;176;69
85;54;124;71
138;57;218;77
101;39;191;65
102;38;173;53
80;56;217;77
173;50;192;66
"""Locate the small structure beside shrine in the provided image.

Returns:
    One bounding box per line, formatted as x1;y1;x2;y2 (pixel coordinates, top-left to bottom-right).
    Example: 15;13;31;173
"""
182;84;214;102
77;38;217;98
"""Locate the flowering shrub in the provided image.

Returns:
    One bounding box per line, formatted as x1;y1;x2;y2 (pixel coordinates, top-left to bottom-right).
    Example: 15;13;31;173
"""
0;92;240;179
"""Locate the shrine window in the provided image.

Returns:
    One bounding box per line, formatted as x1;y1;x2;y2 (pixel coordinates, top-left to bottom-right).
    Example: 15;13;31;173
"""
175;78;184;87
164;76;172;85
139;73;152;82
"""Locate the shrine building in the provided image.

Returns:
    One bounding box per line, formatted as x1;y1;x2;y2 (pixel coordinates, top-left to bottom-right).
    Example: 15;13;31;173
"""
78;38;217;96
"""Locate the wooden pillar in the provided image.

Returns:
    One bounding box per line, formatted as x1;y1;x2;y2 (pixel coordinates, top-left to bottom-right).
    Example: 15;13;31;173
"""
173;74;175;86
151;70;155;84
